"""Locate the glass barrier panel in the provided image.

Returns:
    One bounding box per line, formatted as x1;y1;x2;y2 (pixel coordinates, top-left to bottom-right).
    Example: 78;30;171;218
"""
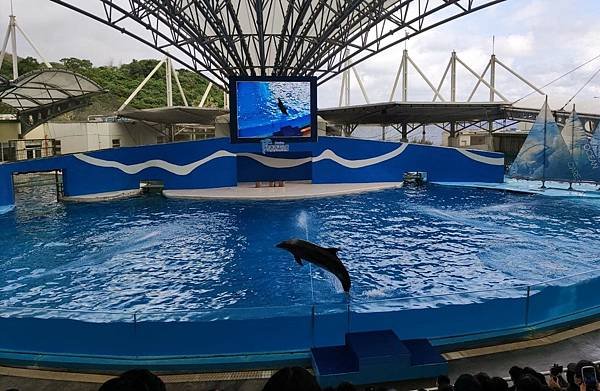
526;269;600;326
135;304;315;357
347;285;529;341
313;302;349;348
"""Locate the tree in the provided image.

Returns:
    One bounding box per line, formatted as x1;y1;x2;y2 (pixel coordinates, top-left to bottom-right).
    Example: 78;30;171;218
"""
60;58;93;73
17;57;42;75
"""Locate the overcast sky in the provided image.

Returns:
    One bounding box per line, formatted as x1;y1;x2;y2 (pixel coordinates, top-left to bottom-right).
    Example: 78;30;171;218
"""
4;0;600;112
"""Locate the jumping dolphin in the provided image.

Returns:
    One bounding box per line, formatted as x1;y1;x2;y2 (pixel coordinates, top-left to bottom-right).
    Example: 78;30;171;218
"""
277;98;289;115
276;239;351;292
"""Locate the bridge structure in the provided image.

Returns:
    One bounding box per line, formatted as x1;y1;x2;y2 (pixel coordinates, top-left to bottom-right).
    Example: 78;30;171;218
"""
326;49;600;142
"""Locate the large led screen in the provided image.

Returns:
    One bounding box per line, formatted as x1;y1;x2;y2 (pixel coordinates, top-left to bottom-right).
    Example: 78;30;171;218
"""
229;76;317;143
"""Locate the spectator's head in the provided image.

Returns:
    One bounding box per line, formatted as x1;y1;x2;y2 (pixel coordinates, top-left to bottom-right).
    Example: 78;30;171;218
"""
98;369;166;391
515;374;542;391
567;363;577;385
262;367;321;391
438;375;452;389
475;373;492;391
336;382;357;391
455;374;482;391
522;367;546;386
573;360;600;388
490;377;509;391
509;366;524;383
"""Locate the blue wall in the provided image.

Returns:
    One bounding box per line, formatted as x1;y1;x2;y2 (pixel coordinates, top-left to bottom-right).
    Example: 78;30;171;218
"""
237;152;312;182
0;137;504;210
0;276;599;370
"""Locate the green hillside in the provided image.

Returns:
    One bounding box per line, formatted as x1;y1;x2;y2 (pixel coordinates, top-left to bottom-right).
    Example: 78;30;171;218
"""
0;55;224;120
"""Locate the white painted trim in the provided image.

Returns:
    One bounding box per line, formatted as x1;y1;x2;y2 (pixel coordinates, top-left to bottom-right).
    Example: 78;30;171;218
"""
237;153;312;168
313;143;409;168
456;149;504;166
74;150;236;175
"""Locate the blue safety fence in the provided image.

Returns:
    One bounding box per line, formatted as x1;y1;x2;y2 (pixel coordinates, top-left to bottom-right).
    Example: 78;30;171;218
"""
1;269;600;369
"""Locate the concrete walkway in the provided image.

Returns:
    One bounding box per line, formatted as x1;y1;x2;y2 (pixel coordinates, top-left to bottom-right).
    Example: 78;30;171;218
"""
448;327;600;380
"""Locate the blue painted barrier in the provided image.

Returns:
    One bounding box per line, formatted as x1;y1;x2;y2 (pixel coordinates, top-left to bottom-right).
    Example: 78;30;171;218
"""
1;272;600;370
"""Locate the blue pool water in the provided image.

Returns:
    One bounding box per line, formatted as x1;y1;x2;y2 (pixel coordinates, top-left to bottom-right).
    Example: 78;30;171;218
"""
2;180;600;317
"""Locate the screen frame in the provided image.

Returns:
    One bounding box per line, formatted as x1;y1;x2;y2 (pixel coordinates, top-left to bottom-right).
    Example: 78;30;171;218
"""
229;75;318;144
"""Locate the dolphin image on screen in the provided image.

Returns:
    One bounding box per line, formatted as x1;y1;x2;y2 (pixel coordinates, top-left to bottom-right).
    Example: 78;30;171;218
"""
276;239;351;292
277;98;289;115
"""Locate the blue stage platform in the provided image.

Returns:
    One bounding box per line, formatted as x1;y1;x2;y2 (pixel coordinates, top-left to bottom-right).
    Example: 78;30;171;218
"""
311;330;447;388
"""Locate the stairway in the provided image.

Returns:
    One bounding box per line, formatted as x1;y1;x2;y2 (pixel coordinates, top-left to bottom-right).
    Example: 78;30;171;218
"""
311;330;447;388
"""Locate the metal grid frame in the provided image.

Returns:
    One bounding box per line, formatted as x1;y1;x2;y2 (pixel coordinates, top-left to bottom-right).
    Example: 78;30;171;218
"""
48;0;505;89
0;69;105;134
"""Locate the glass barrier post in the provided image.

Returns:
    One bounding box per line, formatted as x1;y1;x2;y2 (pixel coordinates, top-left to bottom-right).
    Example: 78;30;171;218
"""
346;300;351;334
311;304;315;347
524;286;531;326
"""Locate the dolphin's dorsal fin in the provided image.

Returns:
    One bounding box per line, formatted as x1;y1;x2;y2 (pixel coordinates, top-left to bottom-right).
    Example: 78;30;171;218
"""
326;247;341;255
294;255;303;265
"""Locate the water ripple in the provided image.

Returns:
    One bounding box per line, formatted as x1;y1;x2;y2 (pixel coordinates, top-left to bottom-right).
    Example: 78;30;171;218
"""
2;181;600;316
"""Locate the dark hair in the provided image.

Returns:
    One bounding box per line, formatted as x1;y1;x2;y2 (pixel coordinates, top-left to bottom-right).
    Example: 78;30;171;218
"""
455;374;482;391
567;369;575;385
98;369;166;391
262;367;321;391
515;374;542;391
438;375;452;387
475;373;492;391
523;367;546;386
490;377;509;391
336;382;357;391
509;367;524;382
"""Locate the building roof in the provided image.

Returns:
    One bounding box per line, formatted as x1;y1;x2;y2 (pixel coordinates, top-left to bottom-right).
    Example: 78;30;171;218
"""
0;69;105;134
118;106;229;125
0;69;104;112
318;102;510;125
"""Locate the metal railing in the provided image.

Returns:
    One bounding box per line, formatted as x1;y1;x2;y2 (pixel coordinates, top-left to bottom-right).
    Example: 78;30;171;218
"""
0;139;60;162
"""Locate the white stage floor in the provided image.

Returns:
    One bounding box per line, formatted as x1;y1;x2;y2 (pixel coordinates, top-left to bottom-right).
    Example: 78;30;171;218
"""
163;181;404;200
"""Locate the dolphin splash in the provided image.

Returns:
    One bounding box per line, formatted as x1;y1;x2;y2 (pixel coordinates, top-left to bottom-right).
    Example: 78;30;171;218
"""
276;238;351;293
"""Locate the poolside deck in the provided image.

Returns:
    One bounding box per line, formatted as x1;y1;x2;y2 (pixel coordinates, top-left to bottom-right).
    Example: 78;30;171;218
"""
433;179;600;198
163;181;404;200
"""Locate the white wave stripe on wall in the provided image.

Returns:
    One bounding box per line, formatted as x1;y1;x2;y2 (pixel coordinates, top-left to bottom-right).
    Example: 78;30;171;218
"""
239;144;409;169
73;143;501;176
313;144;409;168
237;153;312;168
74;150;236;175
456;149;504;166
